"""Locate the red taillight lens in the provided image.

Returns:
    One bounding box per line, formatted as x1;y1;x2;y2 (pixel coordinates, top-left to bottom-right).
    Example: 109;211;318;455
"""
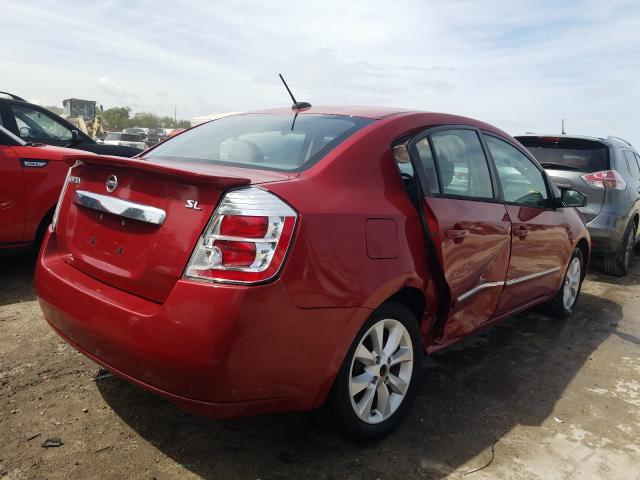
184;187;297;284
220;215;269;238
581;170;626;190
214;240;256;267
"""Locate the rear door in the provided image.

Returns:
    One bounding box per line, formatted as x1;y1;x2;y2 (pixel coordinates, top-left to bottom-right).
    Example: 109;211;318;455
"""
483;134;568;314
0;139;26;243
408;127;511;340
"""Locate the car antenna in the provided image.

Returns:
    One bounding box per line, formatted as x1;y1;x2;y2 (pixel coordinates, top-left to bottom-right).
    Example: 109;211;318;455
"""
561;119;566;135
278;74;311;110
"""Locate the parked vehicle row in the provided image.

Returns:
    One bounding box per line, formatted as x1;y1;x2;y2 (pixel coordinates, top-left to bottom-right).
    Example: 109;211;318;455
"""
103;132;148;150
33;106;592;439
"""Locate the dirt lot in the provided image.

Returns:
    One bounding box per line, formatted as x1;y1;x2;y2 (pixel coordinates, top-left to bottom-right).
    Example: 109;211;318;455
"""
1;252;639;480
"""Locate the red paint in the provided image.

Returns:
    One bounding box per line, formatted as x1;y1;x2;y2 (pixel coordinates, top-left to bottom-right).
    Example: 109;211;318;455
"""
0;144;93;246
35;107;590;418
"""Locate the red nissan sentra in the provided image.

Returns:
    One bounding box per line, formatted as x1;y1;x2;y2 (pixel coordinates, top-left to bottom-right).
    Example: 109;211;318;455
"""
35;106;590;439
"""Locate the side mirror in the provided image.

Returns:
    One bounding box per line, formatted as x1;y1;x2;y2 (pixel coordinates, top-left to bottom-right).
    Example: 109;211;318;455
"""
560;188;587;208
19;126;31;138
71;130;79;140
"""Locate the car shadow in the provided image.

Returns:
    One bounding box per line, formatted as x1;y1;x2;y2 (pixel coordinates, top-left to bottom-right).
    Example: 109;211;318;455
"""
0;249;37;306
96;291;621;479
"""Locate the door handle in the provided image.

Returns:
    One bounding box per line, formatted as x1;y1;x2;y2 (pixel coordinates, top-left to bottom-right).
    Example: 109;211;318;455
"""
513;225;529;238
446;228;469;240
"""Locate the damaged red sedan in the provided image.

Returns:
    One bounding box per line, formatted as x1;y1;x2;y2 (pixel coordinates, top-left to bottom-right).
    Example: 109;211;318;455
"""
35;106;590;439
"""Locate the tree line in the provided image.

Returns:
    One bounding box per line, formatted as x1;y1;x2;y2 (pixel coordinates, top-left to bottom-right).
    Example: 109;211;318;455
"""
45;105;191;131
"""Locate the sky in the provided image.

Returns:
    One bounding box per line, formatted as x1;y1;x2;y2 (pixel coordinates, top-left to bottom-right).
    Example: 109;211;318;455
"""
1;0;639;144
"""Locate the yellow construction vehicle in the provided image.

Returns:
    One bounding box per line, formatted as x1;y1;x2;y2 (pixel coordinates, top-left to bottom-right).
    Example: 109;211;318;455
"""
63;98;105;140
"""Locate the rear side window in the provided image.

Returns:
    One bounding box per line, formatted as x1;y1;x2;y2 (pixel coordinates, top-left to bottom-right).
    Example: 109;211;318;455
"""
414;138;440;194
623;150;640;179
430;129;494;199
145;114;372;172
121;133;142;142
484;135;549;207
517;137;609;173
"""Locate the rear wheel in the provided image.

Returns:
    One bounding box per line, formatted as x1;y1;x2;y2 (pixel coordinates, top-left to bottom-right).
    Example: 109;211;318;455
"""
603;220;636;276
330;303;422;440
547;248;584;318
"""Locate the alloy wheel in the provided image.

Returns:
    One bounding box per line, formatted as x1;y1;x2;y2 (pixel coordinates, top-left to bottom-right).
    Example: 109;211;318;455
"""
563;257;582;310
348;318;414;424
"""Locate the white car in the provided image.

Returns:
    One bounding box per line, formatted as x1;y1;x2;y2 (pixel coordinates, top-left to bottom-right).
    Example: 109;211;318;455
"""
103;132;147;150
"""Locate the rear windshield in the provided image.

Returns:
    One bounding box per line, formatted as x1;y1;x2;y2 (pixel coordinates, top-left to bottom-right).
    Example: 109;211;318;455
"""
106;133;140;141
144;114;373;172
516;137;609;173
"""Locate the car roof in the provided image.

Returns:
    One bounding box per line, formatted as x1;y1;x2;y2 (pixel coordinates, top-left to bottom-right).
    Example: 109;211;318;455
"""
234;105;513;138
252;105;414;119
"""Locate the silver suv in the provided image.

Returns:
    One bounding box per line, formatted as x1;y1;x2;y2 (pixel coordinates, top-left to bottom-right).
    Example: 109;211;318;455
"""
515;134;639;276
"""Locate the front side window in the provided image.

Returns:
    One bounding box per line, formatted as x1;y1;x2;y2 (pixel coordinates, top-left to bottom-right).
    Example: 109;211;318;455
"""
11;105;73;141
484;135;549;207
430;129;493;199
146;114;372;172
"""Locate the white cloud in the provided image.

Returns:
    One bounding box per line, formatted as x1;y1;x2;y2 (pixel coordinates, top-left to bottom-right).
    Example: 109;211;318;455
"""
0;0;638;145
97;77;131;98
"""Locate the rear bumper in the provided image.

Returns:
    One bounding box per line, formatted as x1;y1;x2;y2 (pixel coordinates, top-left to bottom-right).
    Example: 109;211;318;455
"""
36;230;369;417
586;211;628;255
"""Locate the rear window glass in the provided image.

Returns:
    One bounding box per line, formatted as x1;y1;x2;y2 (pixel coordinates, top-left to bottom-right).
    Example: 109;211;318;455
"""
516;137;609;173
106;133;140;141
145;114;372;172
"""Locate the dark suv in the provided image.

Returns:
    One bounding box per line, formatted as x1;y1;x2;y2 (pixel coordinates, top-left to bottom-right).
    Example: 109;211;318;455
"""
0;92;142;157
516;134;640;276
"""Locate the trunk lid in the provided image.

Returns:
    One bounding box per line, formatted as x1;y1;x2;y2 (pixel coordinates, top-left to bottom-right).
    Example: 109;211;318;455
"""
55;154;297;302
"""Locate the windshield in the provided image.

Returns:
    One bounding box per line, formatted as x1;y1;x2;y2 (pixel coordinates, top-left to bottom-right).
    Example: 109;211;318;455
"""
517;137;610;173
145;113;372;171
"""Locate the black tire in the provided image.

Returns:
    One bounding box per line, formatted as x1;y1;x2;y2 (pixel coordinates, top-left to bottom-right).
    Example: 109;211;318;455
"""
34;209;55;247
330;302;422;440
602;221;636;277
547;248;584;318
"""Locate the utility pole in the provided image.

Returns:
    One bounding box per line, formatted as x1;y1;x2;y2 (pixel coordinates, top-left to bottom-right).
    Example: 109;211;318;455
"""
174;106;177;125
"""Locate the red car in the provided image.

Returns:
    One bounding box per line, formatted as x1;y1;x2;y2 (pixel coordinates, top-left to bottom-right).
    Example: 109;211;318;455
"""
0;125;95;248
35;106;590;439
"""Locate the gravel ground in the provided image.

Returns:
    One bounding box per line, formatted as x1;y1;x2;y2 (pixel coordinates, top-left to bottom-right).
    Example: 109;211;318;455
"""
1;251;639;480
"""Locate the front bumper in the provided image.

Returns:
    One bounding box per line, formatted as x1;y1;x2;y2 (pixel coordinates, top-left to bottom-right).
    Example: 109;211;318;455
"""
36;230;369;417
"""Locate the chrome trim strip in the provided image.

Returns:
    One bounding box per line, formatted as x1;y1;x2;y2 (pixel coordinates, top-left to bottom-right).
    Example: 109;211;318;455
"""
457;280;504;303
456;266;561;304
73;190;166;225
506;267;560;286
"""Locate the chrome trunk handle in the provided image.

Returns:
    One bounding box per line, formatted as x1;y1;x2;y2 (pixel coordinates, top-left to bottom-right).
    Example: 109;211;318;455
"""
73;190;166;225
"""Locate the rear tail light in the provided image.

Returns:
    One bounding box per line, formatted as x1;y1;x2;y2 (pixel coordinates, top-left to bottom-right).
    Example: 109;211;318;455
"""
581;170;626;190
184;187;297;284
51;160;81;232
